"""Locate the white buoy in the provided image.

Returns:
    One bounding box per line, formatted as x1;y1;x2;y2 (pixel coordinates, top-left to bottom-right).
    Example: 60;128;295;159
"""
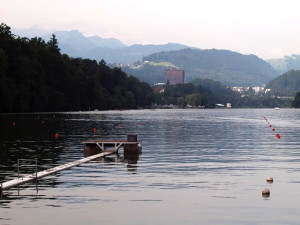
266;177;273;183
262;188;270;197
262;188;270;194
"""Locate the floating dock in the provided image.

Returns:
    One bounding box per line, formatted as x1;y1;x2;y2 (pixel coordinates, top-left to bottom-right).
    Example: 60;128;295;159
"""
83;134;142;155
1;135;141;194
0;151;114;193
83;139;141;154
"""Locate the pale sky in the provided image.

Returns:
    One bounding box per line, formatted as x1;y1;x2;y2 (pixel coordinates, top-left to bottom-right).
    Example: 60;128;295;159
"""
1;0;300;59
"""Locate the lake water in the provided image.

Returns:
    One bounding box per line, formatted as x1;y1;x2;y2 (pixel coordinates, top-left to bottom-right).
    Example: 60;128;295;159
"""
1;109;300;225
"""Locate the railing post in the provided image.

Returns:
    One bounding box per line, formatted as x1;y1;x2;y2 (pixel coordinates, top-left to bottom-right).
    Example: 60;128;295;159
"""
17;158;39;193
35;159;38;193
18;159;20;178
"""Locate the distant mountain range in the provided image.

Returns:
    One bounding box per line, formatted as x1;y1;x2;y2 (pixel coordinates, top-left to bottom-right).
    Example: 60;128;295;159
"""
86;43;189;64
267;55;300;74
13;28;189;63
42;30;127;57
122;49;277;87
13;27;299;87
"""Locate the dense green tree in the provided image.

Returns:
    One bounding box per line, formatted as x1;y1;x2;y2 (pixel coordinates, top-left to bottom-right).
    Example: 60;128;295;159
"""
292;91;300;108
235;96;292;108
161;80;240;108
0;23;13;39
47;34;60;54
177;97;185;107
0;24;155;112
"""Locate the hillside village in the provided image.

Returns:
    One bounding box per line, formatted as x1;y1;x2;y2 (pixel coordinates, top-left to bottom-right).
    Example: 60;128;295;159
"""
151;67;274;99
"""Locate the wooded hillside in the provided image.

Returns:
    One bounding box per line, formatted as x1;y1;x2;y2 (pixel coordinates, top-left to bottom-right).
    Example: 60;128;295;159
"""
265;70;300;96
123;48;277;86
0;24;154;112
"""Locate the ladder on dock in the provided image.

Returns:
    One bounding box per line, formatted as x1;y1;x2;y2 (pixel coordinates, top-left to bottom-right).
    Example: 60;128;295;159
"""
0;151;114;194
1;135;141;195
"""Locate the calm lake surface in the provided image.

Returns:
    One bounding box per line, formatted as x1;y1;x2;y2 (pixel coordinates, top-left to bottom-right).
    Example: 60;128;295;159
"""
1;109;300;225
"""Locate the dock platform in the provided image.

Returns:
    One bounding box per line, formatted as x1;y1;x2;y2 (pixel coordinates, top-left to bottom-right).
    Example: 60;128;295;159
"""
1;135;141;194
82;139;141;153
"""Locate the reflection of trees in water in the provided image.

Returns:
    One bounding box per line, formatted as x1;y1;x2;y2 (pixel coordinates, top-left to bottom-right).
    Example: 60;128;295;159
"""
0;114;63;183
0;112;142;196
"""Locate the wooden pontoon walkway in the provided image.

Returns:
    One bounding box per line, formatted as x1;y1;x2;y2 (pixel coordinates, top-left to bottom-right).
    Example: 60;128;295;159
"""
0;150;114;193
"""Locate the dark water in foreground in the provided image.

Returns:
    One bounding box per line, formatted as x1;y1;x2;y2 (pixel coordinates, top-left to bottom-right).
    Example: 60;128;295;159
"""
0;109;300;225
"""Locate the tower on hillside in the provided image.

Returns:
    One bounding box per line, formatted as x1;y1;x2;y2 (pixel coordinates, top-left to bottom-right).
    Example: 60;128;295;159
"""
164;69;185;85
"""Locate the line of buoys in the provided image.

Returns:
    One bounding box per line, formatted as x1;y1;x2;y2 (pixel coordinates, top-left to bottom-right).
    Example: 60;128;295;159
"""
262;176;274;198
263;116;281;139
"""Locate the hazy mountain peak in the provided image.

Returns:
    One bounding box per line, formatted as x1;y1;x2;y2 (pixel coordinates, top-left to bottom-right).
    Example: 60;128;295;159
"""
87;35;126;49
10;27;189;63
267;54;300;73
12;26;54;38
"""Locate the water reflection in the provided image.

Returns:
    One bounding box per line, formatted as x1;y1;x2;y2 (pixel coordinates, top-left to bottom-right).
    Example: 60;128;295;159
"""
124;153;140;173
1;109;300;225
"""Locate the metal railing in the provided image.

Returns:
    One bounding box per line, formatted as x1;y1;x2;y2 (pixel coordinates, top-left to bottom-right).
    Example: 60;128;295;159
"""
17;159;38;193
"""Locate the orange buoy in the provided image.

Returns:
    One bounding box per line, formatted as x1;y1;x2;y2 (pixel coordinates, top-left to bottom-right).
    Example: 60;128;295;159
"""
55;133;59;139
269;124;272;127
138;122;142;125
93;128;97;132
12;122;16;126
119;125;123;128
276;133;281;139
152;120;155;123
41;120;45;124
272;128;275;132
